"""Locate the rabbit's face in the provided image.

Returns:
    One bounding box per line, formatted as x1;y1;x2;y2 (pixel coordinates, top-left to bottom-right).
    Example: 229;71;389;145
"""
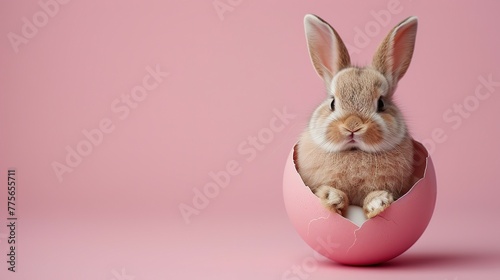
308;67;407;153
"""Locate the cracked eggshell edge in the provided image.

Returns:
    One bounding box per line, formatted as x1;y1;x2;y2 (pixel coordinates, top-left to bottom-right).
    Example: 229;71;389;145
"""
283;140;437;265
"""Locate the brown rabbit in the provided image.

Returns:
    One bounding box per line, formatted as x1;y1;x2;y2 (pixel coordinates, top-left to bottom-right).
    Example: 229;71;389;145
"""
296;14;418;218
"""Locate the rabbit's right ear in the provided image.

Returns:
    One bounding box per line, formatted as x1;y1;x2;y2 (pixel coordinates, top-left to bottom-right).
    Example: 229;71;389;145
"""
372;16;418;92
304;14;351;86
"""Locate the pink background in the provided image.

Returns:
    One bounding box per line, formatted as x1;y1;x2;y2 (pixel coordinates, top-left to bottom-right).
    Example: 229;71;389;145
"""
1;0;499;279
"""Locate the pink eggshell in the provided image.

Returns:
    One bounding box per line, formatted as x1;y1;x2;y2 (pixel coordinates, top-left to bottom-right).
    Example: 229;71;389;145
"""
283;140;437;265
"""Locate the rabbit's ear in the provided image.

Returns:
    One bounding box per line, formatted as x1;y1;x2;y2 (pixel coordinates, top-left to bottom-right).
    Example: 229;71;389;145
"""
304;14;350;86
372;16;418;90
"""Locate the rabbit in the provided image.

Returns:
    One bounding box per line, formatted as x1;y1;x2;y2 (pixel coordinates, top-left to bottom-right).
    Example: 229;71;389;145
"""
296;14;418;218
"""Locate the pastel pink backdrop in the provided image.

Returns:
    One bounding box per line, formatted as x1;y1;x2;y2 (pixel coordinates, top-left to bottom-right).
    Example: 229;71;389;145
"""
1;0;499;279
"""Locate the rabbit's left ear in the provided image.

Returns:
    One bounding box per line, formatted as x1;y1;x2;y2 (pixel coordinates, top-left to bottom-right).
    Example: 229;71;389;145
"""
372;16;418;91
304;14;351;87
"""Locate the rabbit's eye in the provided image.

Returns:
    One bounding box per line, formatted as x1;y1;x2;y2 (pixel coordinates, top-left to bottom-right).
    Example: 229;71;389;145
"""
377;97;385;112
330;98;335;111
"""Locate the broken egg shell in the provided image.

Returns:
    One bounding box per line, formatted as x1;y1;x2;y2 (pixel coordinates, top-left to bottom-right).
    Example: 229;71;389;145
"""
283;140;437;265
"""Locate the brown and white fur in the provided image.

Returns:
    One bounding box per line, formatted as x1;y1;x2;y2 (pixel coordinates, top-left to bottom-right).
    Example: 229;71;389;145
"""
297;15;418;218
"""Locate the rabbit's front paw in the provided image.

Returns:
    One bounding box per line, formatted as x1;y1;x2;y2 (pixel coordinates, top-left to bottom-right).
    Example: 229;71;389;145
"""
363;190;394;218
363;191;394;218
315;186;349;215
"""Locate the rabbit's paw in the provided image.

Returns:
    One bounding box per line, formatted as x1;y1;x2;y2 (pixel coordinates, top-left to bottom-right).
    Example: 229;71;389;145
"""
315;186;349;215
363;190;394;218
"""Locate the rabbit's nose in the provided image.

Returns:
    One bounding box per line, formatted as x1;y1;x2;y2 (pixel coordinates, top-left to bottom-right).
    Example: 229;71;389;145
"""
342;115;364;133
